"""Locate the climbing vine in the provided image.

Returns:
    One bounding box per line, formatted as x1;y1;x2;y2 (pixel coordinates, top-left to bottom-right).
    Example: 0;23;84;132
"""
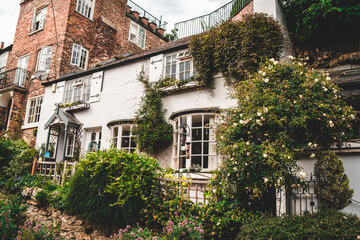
190;13;285;87
132;70;173;154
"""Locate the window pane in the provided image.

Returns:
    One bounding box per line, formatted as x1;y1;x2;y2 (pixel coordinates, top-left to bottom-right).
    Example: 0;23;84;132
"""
191;142;202;154
185;60;191;71
192;128;202;141
179;62;184;72
203;128;209;140
191;156;201;166
180;157;186;168
131;138;136;148
121;137;130;148
192;115;202;127
203;156;208;169
122;125;131;136
203;142;209;154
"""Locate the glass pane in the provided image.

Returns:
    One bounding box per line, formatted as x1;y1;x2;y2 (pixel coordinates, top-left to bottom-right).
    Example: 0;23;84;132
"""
165;66;170;75
203;142;209;154
203;128;209;140
204;115;211;126
171;64;176;74
191;142;202;154
113;127;118;137
180;157;186;169
185;71;190;80
192;115;202;127
192;128;202;141
121;137;130;148
179;73;184;80
131;138;136;148
191;156;201;166
122;125;131;136
166;56;171;65
180;62;184;72
203;156;209;168
171;55;176;63
185;61;191;70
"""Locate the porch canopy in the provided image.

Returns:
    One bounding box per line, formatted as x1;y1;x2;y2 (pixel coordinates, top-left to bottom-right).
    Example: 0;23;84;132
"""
44;106;82;161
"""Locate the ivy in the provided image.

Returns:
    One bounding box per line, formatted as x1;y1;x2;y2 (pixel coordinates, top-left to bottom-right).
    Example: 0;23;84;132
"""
190;13;285;87
132;70;173;154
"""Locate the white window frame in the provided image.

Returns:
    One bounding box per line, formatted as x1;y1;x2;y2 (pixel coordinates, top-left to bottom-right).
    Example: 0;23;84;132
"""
63;76;92;103
24;95;43;127
128;21;146;49
87;129;102;152
76;0;95;19
111;124;136;153
31;7;47;32
173;113;217;170
36;46;53;73
71;44;89;70
164;51;193;80
0;52;9;74
65;127;77;158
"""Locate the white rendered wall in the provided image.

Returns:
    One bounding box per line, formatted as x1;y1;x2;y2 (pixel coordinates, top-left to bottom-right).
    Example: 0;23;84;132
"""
254;0;286;26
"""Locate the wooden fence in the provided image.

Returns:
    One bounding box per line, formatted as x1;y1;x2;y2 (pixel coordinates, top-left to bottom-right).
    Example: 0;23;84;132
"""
158;177;212;204
31;158;77;186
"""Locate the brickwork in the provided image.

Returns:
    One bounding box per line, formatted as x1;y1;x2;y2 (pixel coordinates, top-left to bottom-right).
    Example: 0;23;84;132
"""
231;0;254;22
4;0;167;143
0;106;7;130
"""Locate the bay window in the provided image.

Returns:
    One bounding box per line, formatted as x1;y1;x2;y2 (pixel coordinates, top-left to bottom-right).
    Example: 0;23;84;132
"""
111;124;136;153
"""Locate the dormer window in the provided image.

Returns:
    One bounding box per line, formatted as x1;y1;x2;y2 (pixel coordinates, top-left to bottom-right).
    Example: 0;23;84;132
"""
164;51;193;80
71;44;89;70
129;21;146;49
76;0;95;19
31;7;47;32
64;76;92;103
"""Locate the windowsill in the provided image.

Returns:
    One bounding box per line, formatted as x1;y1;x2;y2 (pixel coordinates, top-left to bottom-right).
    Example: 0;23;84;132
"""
129;40;145;50
70;63;87;71
28;28;44;36
22;122;39;130
160;81;206;93
61;102;90;112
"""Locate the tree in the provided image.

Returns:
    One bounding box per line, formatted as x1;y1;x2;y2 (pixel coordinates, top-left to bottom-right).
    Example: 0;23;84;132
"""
215;58;355;212
314;150;353;210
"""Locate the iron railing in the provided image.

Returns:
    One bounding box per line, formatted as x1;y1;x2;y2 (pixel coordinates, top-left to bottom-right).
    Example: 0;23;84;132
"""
0;68;31;89
127;0;167;30
174;0;252;39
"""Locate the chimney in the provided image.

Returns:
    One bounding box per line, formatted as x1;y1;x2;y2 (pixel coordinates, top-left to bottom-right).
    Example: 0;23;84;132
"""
156;27;165;36
0;42;4;50
140;17;149;26
149;22;157;31
131;11;140;19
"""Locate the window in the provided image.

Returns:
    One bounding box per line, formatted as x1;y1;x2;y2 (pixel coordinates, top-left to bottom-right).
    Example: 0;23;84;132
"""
31;7;47;32
0;52;8;74
164;51;193;80
14;54;29;87
36;46;53;72
64;76;92;103
88;130;102;152
173;113;216;170
71;44;89;70
65;127;77;157
76;0;95;19
47;127;59;159
26;96;43;124
129;21;146;49
111;124;136;153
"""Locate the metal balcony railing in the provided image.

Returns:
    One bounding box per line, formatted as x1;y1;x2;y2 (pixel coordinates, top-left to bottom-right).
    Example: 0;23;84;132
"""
174;0;252;39
0;68;31;89
127;0;168;30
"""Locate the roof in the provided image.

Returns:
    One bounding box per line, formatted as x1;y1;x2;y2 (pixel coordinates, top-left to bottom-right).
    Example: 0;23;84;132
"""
45;107;82;129
43;36;192;86
0;44;12;55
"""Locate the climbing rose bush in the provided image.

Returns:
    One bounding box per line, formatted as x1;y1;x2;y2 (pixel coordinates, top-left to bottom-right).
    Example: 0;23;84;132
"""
216;58;355;210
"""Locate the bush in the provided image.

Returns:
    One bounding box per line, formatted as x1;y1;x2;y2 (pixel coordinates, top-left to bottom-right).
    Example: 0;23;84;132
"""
35;190;50;206
0;196;25;240
0;137;37;176
190;13;285;86
16;220;63;240
314;150;353;210
65;149;161;227
0;174;55;195
237;210;360;240
164;216;205;240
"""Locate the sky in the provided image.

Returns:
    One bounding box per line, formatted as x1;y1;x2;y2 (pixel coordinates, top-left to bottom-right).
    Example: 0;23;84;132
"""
0;0;230;46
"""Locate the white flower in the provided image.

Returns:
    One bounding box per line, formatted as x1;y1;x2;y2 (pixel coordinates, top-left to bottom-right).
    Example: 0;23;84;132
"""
350;114;355;120
264;107;269;113
256;119;261;124
274;61;279;65
299;95;303;99
262;72;266;76
313;144;318;148
323;113;327;116
288;55;294;60
299;171;306;178
264;177;269;183
329;120;334;127
298;62;303;66
326;76;331;81
308;142;312;147
233;167;237;171
315;78;319;83
247;152;250;156
263;153;268;158
310;153;315;158
269;58;275;62
259;70;263;74
257;112;262;117
264;78;269;83
324;88;328;91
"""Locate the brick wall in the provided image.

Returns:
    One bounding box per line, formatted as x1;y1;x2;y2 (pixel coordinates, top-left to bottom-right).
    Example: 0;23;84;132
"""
231;0;254;22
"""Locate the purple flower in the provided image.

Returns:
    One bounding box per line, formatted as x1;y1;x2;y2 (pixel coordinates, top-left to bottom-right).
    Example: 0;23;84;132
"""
131;232;135;237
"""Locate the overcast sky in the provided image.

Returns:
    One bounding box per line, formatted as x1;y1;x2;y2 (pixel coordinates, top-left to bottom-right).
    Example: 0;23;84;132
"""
0;0;230;46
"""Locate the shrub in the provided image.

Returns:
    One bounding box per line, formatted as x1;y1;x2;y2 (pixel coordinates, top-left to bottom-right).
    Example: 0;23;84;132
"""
133;71;173;154
111;225;158;240
237;210;360;240
190;13;285;86
65;149;161;227
0;196;25;240
216;58;355;211
314;150;353;210
16;220;63;240
35;190;50;206
0;174;56;195
164;216;205;240
283;0;360;49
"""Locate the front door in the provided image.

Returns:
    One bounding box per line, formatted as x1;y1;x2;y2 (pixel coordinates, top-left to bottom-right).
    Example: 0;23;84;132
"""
14;54;29;87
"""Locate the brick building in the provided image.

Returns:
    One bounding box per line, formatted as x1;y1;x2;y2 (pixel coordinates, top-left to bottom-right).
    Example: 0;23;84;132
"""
0;0;167;145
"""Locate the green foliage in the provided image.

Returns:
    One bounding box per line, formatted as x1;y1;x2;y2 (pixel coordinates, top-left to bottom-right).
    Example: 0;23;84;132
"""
35;190;50;206
283;0;360;49
0;174;47;194
164;216;205;240
216;58;355;211
65;149;161;227
133;71;173;154
17;220;63;240
237;210;360;240
0;137;37;176
0;196;25;240
111;225;159;240
190;13;285;86
314;150;354;210
200;200;261;240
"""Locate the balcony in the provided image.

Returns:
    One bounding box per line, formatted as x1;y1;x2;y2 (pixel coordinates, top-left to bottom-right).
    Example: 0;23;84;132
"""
127;0;167;30
0;68;31;90
174;0;252;39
